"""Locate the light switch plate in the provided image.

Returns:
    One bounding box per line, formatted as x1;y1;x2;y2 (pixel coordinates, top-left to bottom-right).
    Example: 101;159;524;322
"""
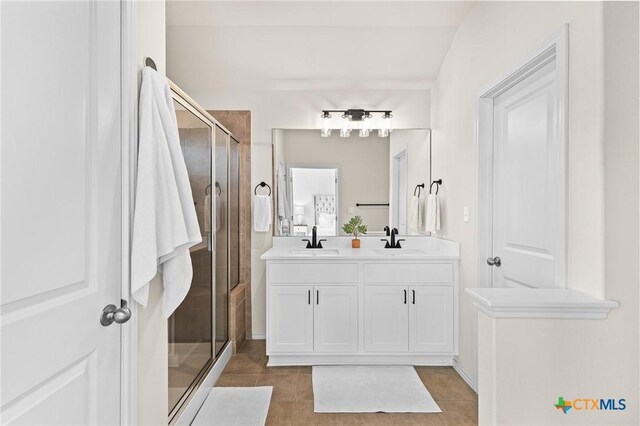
463;207;470;222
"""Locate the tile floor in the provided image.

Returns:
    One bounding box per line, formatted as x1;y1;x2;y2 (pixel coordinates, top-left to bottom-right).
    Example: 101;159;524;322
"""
214;340;478;425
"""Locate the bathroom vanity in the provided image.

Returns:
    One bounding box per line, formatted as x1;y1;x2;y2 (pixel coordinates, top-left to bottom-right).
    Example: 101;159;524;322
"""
261;236;460;366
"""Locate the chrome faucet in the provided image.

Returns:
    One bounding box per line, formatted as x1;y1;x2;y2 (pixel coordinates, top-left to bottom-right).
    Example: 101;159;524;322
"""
302;226;326;249
380;228;405;249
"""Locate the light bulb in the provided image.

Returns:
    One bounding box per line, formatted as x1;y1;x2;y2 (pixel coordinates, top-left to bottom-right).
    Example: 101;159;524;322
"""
378;112;392;137
320;111;332;138
340;115;351;137
360;113;371;137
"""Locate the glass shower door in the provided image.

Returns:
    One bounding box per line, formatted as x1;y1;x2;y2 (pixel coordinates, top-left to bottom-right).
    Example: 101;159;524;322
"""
168;102;214;413
214;125;229;355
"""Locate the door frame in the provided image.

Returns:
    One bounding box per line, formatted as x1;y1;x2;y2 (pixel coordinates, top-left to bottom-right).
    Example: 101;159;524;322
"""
390;148;409;234
476;24;569;290
471;24;569;391
121;1;138;424
286;164;340;235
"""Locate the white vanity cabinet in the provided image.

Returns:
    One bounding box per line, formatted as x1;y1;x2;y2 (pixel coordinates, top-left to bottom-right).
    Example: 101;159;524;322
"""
262;242;459;366
364;286;455;354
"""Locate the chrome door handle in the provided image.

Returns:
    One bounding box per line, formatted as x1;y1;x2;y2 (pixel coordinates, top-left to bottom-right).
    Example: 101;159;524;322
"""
486;256;502;267
100;299;132;326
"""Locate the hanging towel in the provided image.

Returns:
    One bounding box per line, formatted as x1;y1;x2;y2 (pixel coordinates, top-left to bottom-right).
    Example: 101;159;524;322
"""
425;194;441;234
204;193;212;233
409;195;424;233
131;66;202;318
215;192;225;232
253;194;272;232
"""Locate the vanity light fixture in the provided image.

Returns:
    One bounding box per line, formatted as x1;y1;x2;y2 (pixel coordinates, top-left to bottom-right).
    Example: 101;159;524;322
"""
320;109;393;138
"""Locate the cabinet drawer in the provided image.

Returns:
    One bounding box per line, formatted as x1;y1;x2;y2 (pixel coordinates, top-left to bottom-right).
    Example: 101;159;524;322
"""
363;263;454;284
268;263;358;284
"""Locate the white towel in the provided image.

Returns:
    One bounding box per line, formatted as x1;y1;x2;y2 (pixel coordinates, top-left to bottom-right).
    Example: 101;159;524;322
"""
409;195;424;233
204;194;211;233
425;194;441;234
215;193;225;232
253;194;272;232
131;66;202;318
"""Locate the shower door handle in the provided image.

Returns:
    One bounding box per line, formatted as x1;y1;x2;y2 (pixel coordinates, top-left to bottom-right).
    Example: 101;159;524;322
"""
100;299;132;326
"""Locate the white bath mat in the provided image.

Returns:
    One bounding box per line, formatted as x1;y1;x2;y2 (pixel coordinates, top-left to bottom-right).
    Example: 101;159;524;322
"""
312;365;441;413
192;386;273;425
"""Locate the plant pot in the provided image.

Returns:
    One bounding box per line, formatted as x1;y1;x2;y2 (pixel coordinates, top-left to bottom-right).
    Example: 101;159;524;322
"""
352;239;361;249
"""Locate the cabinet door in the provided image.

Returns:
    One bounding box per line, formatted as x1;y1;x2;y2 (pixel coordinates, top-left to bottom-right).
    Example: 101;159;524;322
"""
364;286;409;352
314;286;358;353
268;286;313;353
409;286;454;353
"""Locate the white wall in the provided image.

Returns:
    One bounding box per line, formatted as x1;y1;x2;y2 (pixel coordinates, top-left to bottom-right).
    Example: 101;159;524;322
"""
161;85;430;338
431;1;639;424
136;1;167;424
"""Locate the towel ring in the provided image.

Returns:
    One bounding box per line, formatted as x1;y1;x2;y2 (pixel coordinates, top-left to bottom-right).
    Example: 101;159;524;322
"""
254;181;272;196
430;179;443;195
413;183;425;197
205;182;222;196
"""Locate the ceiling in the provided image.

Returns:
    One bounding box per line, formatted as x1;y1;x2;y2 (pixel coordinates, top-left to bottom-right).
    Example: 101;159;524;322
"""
166;1;476;91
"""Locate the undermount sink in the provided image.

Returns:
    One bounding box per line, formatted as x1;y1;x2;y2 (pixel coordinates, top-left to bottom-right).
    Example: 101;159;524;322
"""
372;249;426;256
289;249;340;256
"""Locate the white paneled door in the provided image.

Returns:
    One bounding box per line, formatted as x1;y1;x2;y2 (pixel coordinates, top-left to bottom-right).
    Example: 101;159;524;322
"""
268;286;314;353
313;286;358;353
491;60;564;289
364;286;409;352
1;1;123;424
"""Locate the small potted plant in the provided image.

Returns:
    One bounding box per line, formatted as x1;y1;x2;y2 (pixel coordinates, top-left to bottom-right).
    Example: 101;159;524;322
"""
342;215;367;248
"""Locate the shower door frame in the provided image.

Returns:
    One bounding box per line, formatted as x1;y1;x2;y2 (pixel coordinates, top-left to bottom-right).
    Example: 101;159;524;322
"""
167;81;234;424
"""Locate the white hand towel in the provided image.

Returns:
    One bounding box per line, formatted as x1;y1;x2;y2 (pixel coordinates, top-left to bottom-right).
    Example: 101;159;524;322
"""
215;193;224;232
409;195;424;233
131;66;202;318
253;194;272;232
425;194;441;234
204;194;212;233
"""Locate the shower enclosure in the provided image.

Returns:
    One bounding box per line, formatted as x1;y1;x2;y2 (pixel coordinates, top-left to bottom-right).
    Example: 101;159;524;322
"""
168;83;241;421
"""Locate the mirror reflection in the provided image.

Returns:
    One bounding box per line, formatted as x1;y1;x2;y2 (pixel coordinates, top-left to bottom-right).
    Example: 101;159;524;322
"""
273;129;431;237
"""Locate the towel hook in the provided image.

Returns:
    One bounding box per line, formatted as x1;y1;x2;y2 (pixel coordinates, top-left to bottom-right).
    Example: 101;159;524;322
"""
429;179;443;195
413;183;425;197
254;181;272;196
144;57;157;70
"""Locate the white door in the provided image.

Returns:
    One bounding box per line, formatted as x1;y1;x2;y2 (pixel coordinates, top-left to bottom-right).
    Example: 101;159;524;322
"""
364;286;408;352
409;286;454;353
268;286;313;353
1;1;123;424
491;61;564;288
314;286;358;353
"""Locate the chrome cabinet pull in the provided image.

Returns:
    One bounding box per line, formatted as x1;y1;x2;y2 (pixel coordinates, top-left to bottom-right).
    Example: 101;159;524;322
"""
487;256;502;267
100;299;131;326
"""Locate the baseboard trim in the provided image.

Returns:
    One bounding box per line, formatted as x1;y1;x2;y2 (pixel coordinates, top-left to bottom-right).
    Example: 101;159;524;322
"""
453;358;477;393
268;354;454;366
251;333;266;340
172;343;233;426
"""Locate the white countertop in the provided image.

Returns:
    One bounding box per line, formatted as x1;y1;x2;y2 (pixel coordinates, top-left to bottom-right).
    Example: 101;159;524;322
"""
260;236;460;261
466;287;618;319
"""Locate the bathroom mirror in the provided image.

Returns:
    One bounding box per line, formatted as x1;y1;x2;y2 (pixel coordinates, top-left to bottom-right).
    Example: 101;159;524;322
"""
272;129;431;237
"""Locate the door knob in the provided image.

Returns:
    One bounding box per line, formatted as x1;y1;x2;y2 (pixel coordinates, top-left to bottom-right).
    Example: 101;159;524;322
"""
486;256;502;267
100;299;132;326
